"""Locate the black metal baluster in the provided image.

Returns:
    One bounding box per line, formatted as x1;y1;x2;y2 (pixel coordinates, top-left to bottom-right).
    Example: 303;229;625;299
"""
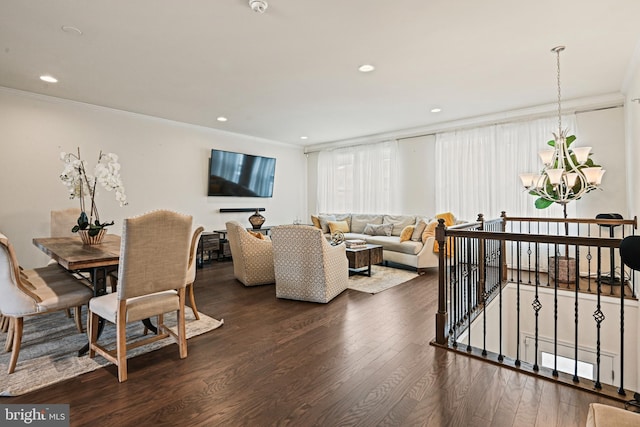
619;254;626;397
498;234;504;362
532;241;541;372
573;244;580;383
553;243;559;377
515;240;521;367
594;246;603;390
467;236;473;352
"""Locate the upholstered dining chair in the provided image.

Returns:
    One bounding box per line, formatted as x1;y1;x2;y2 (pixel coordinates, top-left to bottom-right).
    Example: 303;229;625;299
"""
225;221;275;286
270;225;349;303
88;210;193;382
0;232;94;374
50;208;82;237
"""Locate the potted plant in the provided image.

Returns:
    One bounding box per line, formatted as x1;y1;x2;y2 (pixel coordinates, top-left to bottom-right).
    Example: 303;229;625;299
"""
59;148;127;244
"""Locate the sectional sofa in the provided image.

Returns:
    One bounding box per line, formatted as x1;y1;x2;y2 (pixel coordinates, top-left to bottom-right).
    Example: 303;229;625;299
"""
312;213;456;274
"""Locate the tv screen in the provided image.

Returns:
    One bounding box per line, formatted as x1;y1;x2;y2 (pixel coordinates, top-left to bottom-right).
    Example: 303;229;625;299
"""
208;149;276;197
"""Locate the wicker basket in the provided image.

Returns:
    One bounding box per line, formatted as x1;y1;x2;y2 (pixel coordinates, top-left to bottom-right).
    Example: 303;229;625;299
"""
78;228;106;245
549;256;576;284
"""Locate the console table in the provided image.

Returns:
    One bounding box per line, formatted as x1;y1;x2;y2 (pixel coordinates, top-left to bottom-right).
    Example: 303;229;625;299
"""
197;232;220;267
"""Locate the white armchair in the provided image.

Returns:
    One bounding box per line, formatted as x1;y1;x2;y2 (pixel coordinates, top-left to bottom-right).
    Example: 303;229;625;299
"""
270;225;348;303
225;221;275;286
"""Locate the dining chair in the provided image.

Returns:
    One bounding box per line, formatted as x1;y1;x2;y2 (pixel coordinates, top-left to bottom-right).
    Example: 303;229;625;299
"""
225;221;275;286
115;225;204;327
0;232;94;374
88;210;193;382
270;225;348;303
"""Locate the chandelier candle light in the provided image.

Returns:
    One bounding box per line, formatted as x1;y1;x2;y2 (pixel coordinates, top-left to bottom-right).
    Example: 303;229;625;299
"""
519;46;605;219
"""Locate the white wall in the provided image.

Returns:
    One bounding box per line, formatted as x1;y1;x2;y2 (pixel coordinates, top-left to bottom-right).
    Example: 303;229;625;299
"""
459;284;638;391
574;107;628;218
0;88;307;268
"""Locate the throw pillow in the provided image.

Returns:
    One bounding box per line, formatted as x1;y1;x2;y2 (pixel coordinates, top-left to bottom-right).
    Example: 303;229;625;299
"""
436;212;456;226
318;214;336;233
328;220;350;234
363;223;393;237
421;220;438;244
248;230;265;240
311;215;321;229
411;217;428;241
400;225;414;242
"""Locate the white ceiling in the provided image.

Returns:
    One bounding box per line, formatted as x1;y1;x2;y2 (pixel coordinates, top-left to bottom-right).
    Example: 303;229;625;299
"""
2;1;640;147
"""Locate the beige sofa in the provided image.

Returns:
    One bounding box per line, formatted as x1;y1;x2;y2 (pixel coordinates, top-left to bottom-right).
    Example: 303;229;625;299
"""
313;213;456;274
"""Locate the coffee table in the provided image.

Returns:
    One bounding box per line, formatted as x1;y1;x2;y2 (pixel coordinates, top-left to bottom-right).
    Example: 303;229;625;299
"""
345;244;383;276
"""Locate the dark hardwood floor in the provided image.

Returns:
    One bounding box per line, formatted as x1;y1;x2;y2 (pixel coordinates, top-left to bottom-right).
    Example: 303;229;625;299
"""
2;260;627;426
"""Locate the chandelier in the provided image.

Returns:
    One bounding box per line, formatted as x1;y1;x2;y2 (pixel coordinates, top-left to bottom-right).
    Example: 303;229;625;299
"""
519;46;604;213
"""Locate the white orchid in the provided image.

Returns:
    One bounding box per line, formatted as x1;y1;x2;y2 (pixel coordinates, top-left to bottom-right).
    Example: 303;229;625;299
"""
59;148;128;235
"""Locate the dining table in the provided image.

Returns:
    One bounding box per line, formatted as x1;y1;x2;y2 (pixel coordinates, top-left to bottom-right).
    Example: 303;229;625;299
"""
32;234;157;355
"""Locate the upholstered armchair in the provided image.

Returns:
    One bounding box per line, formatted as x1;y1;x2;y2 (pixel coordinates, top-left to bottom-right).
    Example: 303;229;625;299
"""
270;225;348;303
225;221;275;286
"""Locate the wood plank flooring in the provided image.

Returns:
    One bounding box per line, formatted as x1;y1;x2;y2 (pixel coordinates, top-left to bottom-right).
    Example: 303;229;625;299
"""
1;261;630;426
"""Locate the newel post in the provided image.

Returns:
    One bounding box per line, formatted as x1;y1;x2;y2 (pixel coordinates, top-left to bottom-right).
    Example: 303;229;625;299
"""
435;218;448;345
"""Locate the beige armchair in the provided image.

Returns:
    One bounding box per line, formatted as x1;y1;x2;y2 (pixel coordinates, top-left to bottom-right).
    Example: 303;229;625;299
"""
0;232;93;374
270;225;348;303
225;221;275;286
88;210;193;382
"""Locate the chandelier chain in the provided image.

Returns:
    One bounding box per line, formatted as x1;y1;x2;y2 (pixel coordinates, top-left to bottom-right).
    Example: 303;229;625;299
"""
556;48;562;135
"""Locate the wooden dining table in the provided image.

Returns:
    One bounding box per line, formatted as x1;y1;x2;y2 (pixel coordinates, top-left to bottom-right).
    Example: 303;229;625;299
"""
33;234;121;297
32;234;157;355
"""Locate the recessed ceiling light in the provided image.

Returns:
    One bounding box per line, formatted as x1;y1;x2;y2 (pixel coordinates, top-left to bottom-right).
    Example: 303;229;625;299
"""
61;25;83;36
217;116;228;122
40;75;58;83
431;108;442;113
300;136;308;140
358;64;375;73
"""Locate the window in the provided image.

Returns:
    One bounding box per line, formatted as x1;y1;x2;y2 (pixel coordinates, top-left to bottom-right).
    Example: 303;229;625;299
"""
317;141;399;213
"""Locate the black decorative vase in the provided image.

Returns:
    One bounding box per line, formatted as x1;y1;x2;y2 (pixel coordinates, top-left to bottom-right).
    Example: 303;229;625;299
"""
248;210;265;229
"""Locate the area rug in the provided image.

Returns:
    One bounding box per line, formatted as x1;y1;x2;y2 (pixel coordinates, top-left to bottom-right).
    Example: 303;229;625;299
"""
348;265;419;294
0;310;223;396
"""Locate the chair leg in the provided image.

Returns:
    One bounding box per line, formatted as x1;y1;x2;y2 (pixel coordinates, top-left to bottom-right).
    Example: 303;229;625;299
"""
187;283;200;320
116;301;128;382
88;311;99;358
177;288;188;359
8;317;23;374
74;306;83;333
1;314;9;332
4;318;14;352
65;308;72;318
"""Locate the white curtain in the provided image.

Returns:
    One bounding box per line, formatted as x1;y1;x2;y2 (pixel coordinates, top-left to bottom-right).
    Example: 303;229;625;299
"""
317;140;399;213
435;115;578;222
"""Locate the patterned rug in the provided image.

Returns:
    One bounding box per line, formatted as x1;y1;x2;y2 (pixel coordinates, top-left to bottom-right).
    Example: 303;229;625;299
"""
0;310;223;396
348;265;419;294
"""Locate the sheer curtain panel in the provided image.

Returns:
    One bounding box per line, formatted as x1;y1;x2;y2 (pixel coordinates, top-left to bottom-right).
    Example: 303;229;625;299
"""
317;141;399;214
435;115;578;221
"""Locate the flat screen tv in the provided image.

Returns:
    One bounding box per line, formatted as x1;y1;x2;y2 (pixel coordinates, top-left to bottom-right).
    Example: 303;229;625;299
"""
208;149;276;197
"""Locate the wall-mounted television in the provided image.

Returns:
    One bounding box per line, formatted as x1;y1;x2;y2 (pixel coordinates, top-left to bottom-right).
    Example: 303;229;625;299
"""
208;149;276;197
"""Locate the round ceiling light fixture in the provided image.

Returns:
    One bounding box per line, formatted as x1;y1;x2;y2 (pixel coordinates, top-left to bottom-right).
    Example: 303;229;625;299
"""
40;75;58;83
249;0;268;13
358;64;375;73
216;116;228;122
430;108;442;113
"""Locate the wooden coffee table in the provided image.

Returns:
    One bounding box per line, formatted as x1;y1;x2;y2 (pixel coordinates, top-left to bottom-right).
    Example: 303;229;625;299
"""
345;244;383;276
